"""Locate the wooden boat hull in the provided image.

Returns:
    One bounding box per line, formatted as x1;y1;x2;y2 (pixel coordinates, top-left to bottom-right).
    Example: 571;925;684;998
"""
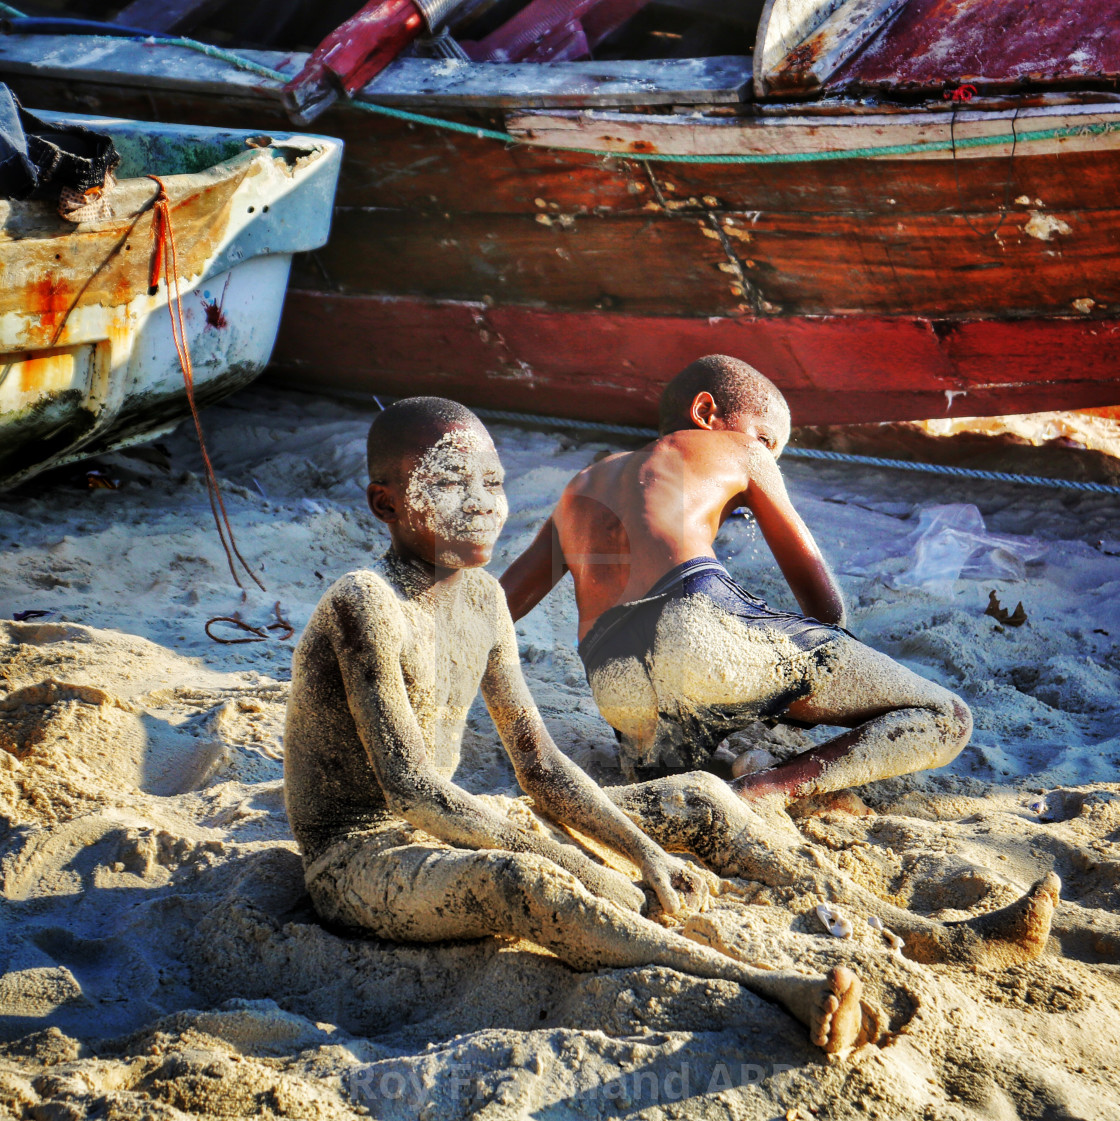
0;113;342;488
3;36;1119;426
277;292;1120;427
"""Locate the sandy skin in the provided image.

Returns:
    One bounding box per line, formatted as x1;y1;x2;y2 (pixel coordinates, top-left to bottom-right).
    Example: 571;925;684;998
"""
283;399;879;1052
604;769;1060;969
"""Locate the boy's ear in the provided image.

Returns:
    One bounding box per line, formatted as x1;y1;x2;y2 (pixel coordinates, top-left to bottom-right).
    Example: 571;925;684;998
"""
689;391;719;430
367;482;398;523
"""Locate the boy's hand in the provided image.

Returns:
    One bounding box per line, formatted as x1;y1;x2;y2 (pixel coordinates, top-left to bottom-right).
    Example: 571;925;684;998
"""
639;850;711;917
536;838;645;913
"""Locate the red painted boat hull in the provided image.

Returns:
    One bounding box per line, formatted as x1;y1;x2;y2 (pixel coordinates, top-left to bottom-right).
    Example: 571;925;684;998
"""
274;292;1120;427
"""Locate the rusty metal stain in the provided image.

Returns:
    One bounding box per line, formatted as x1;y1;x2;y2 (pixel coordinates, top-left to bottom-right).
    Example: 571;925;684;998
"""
28;274;74;347
779;41;822;77
0;344;87;403
0;166;248;336
18;356;64;401
832;0;1120;89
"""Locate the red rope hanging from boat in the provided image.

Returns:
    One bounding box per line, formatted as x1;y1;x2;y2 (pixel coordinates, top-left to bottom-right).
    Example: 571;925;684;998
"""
147;175;266;593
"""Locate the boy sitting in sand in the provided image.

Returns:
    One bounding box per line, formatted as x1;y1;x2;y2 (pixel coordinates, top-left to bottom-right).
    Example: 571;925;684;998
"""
284;395;879;1053
500;356;1060;966
501;354;973;801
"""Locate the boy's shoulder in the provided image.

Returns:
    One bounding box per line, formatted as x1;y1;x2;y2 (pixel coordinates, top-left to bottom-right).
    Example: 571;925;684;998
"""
325;566;398;603
458;566;505;612
311;568;405;635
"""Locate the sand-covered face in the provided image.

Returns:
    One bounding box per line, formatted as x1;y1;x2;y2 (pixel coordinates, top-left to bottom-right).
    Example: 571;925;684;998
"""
400;426;508;568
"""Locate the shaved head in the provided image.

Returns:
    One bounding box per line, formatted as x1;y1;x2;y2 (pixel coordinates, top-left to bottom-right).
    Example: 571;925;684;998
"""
367;397;485;484
658;355;787;435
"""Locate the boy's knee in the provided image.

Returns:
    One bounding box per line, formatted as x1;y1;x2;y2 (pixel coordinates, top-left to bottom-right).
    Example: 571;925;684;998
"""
678;769;729;805
934;694;972;765
489;851;577;906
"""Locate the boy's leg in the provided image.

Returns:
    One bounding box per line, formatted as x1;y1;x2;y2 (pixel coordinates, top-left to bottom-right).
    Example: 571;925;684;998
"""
307;834;873;1052
604;771;1059;968
732;635;972;802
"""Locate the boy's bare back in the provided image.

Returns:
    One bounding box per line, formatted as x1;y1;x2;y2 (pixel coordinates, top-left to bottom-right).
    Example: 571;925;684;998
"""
505;386;844;640
556;430;783;638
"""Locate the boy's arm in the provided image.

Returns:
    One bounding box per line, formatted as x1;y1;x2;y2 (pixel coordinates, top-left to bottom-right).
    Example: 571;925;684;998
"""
499;515;567;622
328;582;644;911
742;449;848;627
482;594;705;916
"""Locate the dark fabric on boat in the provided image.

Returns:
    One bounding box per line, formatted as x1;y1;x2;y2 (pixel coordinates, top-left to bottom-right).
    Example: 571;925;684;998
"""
0;83;118;201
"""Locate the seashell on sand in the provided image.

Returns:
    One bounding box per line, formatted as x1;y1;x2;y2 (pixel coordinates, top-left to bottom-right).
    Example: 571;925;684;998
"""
816;902;853;938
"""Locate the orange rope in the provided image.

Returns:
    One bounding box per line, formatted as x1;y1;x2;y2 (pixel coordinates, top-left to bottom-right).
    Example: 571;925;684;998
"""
148;175;265;593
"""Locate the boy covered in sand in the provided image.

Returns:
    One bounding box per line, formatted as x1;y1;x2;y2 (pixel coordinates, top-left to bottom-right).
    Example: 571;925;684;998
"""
501;354;972;799
500;356;1059;966
284;396;879;1053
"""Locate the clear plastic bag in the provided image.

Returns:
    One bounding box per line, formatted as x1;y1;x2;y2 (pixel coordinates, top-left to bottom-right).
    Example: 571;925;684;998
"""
897;504;1044;597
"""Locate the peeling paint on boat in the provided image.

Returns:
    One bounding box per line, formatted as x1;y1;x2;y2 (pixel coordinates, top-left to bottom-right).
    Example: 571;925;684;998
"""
0;114;342;489
1023;212;1072;241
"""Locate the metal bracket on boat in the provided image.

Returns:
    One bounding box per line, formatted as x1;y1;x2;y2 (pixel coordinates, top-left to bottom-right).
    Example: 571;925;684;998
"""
414;27;470;61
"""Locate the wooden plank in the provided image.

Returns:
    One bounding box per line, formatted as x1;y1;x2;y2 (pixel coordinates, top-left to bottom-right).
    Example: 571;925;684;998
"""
305;207;744;314
358;55;752;107
115;0;235;34
753;0;843;97
301;192;1120;319
0;34;750;109
505;101;1120;160
0;36;298;102
722;206;1120;317
831;0;1120;93
632;144;1120;221
764;0;909;94
327;124;654;211
271;292;1120;426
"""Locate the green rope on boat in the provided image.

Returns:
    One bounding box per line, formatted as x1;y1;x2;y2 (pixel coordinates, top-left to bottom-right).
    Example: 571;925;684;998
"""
0;2;26;18
10;25;1118;165
350;100;1119;165
165;34;1120;163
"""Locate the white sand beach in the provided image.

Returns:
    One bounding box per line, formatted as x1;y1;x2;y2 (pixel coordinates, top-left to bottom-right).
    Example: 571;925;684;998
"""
1;385;1119;1119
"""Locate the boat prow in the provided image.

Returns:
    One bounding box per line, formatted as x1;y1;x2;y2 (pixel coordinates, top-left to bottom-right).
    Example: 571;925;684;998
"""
0;112;342;489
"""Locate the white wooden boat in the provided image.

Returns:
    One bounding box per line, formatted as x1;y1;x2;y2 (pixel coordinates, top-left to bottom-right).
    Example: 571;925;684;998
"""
0;112;342;489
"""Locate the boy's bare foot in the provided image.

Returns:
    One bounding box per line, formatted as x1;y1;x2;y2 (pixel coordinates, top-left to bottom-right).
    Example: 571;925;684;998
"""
902;873;1060;967
764;966;879;1053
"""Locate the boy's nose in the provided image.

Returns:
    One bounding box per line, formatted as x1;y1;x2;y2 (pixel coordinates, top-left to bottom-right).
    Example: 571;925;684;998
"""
463;484;494;513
